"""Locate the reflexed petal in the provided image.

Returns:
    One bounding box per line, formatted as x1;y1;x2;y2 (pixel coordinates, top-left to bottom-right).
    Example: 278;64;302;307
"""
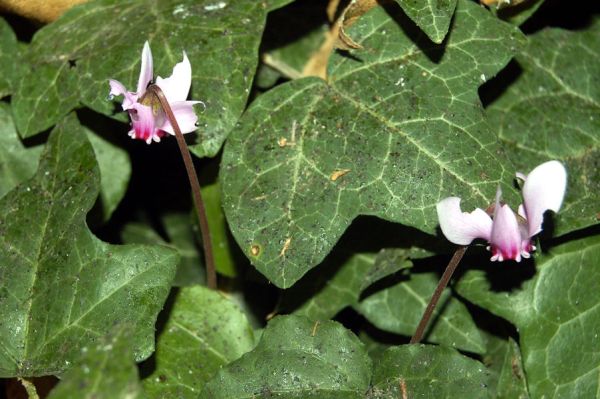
490;204;522;262
521;160;567;237
436;197;493;245
159;101;200;135
155;51;192;103
136;41;153;94
108;79;137;110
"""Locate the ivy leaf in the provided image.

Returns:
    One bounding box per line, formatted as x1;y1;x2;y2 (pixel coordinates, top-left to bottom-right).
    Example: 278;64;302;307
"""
0;114;178;377
368;345;490;398
289;248;427;321
0;18;20;97
394;0;457;44
143;286;255;399
456;235;600;398
121;215;204;287
12;0;293;158
200;315;372;398
221;0;524;287
47;326;143;399
0;103;42;199
487;22;600;235
356;271;485;354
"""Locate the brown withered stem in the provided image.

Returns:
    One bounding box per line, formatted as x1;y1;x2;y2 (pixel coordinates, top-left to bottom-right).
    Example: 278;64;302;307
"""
410;246;467;344
144;84;217;290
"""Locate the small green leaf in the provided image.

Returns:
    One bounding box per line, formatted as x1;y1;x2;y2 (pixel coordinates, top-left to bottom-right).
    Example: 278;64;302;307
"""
494;0;545;26
0;18;20;97
394;0;457;44
143;286;255;398
200;315;372;398
47;326;143;399
0;114;178;377
484;336;529;399
488;22;600;235
456;235;600;398
368;345;490;398
12;0;293;157
356;271;485;354
221;0;524;287
0;103;42;199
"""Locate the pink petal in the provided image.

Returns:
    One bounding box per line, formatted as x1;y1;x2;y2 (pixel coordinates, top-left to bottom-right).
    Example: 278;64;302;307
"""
108;79;137;110
155;51;192;103
490;204;522;262
436;197;493;245
159;101;200;135
128;103;162;144
521;160;567;237
136;41;154;95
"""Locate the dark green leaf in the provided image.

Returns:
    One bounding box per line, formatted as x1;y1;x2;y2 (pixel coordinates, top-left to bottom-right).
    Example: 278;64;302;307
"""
200;315;372;398
13;0;293;157
394;0;457;44
488;22;600;235
356;271;485;354
456;235;600;398
0;18;20;97
0;114;178;377
494;0;545;26
0;103;42;199
143;286;255;398
368;345;490;398
221;0;524;287
484;336;529;399
47;326;143;399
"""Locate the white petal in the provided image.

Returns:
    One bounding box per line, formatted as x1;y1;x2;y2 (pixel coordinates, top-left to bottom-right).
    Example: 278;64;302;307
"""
436;197;493;245
136;41;154;94
159;101;200;135
521;160;567;237
108;79;137;110
155;51;192;103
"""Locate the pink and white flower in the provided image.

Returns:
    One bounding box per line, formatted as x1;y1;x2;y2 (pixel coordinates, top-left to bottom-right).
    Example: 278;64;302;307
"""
108;41;201;144
436;160;567;262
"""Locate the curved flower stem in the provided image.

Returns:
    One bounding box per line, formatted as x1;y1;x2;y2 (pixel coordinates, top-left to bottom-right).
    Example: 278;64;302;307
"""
145;84;217;290
410;246;467;344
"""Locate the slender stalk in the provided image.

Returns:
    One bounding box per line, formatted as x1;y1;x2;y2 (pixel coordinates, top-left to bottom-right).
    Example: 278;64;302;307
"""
410;246;467;344
145;84;217;290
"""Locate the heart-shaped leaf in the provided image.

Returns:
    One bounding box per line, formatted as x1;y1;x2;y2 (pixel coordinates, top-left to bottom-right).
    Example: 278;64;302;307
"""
456;235;600;398
200;315;372;398
394;0;457;44
487;21;600;235
221;0;524;287
0;114;178;377
12;0;293;157
0;18;20;97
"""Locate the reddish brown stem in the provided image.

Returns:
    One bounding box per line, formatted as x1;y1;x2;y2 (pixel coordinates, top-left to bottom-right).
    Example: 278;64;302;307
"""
145;85;217;290
410;246;467;344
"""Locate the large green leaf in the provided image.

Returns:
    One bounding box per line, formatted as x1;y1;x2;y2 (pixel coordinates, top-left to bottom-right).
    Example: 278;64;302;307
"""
221;0;524;287
47;326;143;399
456;235;600;398
143;286;255;398
487;22;600;235
356;271;485;354
0;18;20;98
368;345;490;398
0;114;178;377
12;0;293;158
200;315;372;398
0;103;42;199
395;0;457;44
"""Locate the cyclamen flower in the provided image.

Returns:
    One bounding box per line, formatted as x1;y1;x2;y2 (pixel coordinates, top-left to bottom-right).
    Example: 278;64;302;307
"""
436;160;567;262
108;41;201;144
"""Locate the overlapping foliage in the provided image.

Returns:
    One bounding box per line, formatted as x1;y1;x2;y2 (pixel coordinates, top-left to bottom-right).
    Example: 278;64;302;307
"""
0;0;597;397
